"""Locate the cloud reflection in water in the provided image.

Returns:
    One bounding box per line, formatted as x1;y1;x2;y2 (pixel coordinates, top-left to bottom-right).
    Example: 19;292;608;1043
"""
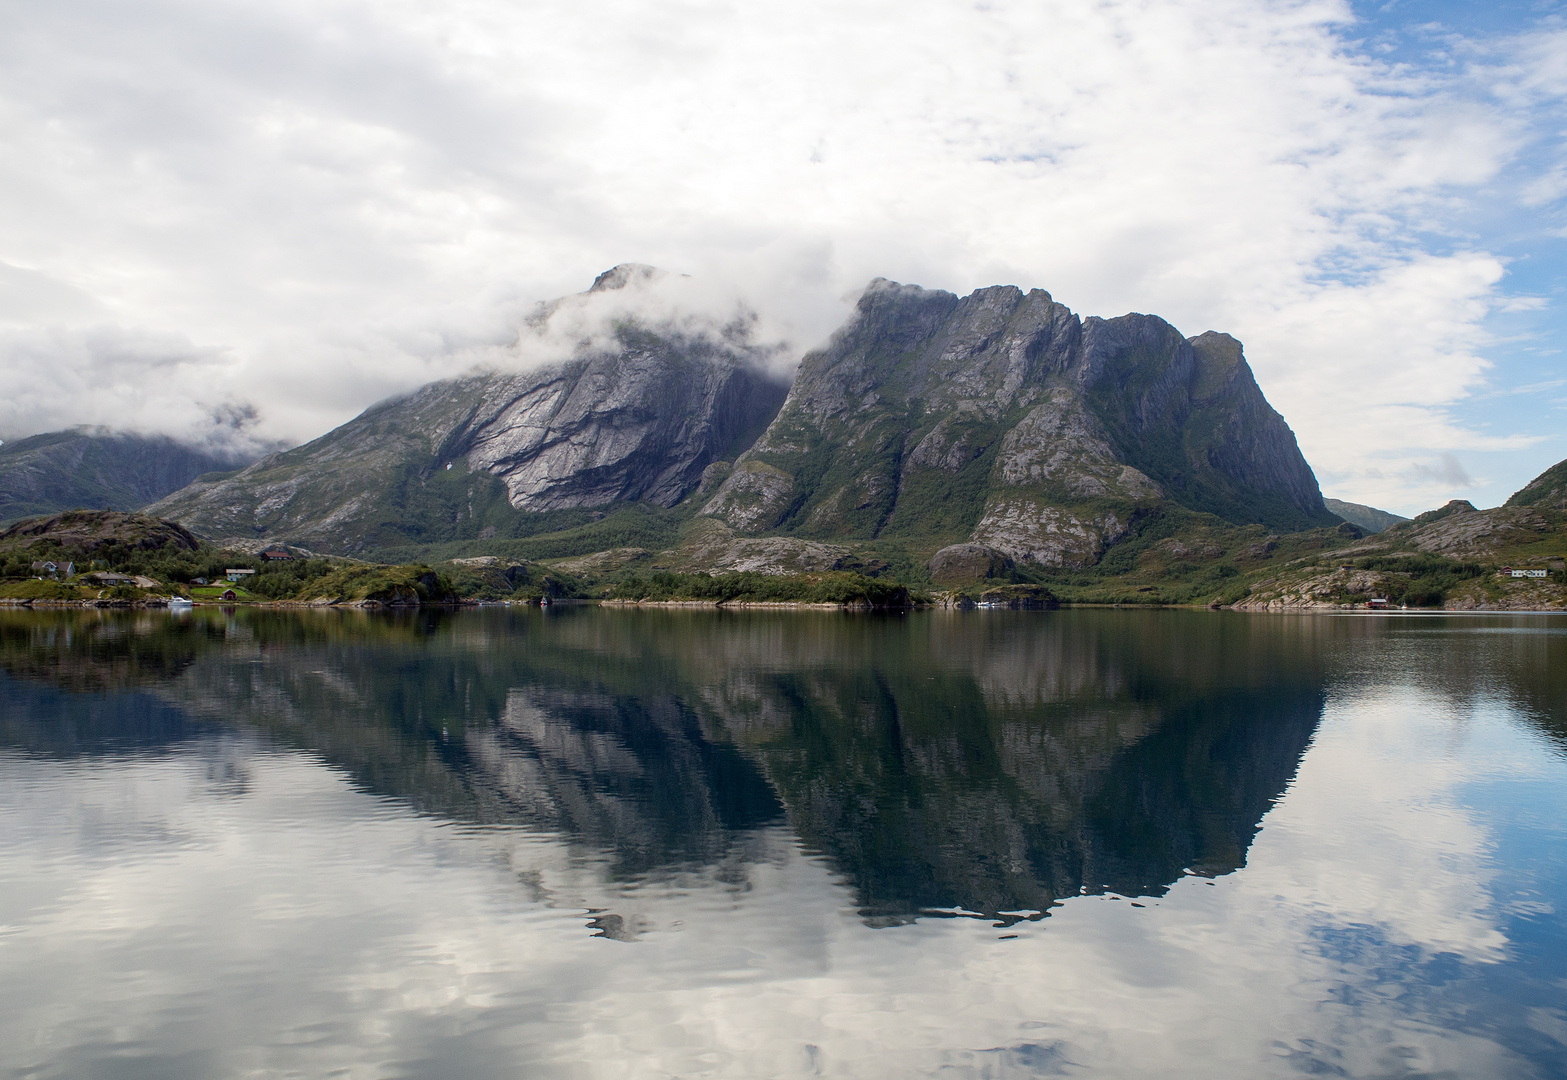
0;608;1563;1078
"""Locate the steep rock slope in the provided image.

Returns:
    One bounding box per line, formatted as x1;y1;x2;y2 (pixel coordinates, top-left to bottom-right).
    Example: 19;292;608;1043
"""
151;271;790;552
703;279;1332;566
0;429;252;524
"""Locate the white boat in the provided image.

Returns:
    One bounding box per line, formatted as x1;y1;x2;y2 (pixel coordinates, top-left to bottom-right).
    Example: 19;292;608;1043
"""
168;596;194;609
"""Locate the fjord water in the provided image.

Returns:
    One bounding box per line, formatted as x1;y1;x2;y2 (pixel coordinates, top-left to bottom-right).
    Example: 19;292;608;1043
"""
0;609;1563;1079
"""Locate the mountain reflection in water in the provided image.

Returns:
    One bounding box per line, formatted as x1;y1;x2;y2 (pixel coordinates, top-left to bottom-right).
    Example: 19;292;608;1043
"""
2;607;1331;922
2;607;1566;1079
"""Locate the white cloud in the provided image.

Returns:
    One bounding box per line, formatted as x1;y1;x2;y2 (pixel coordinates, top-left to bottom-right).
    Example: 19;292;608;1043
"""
0;0;1559;497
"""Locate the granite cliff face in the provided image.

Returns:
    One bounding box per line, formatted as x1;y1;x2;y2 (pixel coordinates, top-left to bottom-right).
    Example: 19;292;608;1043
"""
0;429;254;524
702;279;1334;567
149;270;790;551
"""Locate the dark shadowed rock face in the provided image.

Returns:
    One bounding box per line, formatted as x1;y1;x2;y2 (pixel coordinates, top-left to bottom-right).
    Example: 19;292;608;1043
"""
0;429;254;524
703;279;1334;565
151;345;788;551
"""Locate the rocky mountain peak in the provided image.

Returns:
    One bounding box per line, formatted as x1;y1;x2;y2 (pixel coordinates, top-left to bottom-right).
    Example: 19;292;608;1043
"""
702;276;1333;567
143;271;1338;563
589;263;668;293
1411;499;1478;525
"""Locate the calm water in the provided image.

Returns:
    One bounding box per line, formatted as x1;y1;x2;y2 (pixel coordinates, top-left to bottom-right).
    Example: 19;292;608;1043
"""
0;607;1564;1079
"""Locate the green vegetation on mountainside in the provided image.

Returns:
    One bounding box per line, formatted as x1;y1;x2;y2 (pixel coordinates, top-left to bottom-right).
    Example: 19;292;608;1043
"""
443;561;582;602
1506;458;1567;509
1323;498;1407;534
1341;555;1490;607
368;503;688;565
288;564;457;605
982;514;1359;606
608;570;913;607
0;579;104;601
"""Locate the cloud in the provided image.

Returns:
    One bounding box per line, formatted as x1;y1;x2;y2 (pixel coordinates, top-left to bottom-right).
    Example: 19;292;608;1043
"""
1405;451;1477;489
503;265;794;378
0;322;274;456
0;0;1560;498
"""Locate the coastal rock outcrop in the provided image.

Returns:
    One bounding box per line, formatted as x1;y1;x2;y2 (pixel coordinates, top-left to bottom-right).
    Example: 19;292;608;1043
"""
928;543;1014;585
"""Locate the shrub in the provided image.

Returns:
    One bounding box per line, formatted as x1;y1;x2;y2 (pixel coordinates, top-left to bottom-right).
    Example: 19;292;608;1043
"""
609;571;910;607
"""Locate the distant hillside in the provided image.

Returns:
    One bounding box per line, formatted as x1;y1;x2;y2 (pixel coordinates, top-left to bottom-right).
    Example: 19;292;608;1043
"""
0;429;253;524
1324;498;1408;534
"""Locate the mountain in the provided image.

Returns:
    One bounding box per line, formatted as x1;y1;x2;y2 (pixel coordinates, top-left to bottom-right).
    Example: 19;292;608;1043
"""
146;271;1333;569
1323;498;1408;534
149;268;791;552
0;428;252;524
701;279;1334;568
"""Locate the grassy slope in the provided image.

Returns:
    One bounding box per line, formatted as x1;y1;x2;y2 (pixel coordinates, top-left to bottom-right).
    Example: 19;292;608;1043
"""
366;503;689;565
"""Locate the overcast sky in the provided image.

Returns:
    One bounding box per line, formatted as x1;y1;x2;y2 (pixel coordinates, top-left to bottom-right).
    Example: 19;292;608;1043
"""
1;0;1564;514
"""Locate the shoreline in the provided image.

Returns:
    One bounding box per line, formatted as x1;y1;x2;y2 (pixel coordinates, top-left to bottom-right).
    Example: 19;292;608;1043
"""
4;596;1564;614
